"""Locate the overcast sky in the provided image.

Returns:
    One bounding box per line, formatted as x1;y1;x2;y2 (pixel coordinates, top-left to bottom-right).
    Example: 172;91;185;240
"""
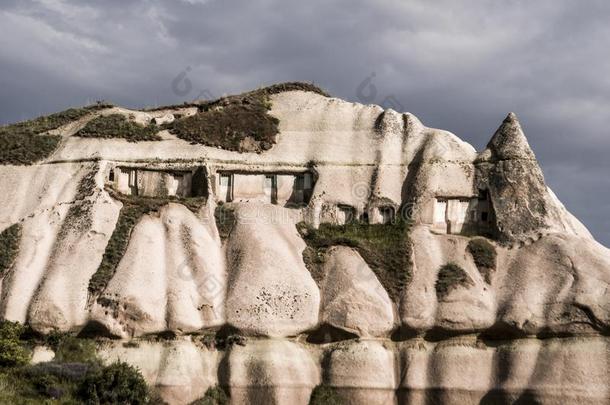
1;0;608;246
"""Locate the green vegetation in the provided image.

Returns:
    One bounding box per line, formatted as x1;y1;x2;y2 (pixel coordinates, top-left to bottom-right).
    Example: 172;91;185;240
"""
0;224;22;277
0;105;112;137
76;114;162;142
59;169;99;239
467;238;497;284
165;90;279;152
146;81;329;111
0;321;152;404
165;82;328;152
0;321;30;367
0;133;61;165
435;263;474;300
260;82;330;97
214;204;236;240
0;104;111;165
309;384;343;405
60;201;95;239
298;219;412;302
79;362;149;404
76;165;99;200
190;385;229;405
87;203;150;296
88;188;206;296
53;337;98;365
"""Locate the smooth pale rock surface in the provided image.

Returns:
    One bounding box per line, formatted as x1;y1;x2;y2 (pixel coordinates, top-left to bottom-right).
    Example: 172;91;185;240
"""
30;346;55;364
90;203;225;338
226;339;320;405
225;203;320;337
495;233;610;335
28;189;121;333
95;337;610;405
0;162;115;329
0;206;69;324
325;340;397;404
0;163;90;229
320;246;394;337
398;336;609;405
99;338;220;405
401;226;496;332
403;226;609;335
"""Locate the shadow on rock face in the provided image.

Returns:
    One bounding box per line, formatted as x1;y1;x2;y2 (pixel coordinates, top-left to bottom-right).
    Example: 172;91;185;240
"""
77;320;116;339
306;323;359;344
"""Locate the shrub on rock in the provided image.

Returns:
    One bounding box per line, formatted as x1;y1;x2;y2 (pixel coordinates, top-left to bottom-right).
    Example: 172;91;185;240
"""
435;263;473;300
0;321;30;367
309;384;343;405
467;238;497;283
190;385;229;405
79;361;149;405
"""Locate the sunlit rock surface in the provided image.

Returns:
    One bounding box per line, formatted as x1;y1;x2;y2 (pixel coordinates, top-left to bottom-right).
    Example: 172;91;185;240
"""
1;85;608;404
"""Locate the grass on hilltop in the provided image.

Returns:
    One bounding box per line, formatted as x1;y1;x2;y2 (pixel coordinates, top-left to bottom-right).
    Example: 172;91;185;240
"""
164;82;329;153
0;104;112;165
76;114;162;142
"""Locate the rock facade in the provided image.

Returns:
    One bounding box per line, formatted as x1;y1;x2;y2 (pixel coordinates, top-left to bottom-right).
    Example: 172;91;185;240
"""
0;86;608;404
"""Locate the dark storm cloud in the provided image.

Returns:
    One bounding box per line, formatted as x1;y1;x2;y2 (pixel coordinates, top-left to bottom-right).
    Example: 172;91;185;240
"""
0;0;608;245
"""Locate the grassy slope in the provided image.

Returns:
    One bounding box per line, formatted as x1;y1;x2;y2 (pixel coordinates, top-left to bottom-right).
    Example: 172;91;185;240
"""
164;82;329;152
0;82;328;162
298;220;412;302
75;114;161;142
0;104;111;165
0;224;22;277
466;238;497;284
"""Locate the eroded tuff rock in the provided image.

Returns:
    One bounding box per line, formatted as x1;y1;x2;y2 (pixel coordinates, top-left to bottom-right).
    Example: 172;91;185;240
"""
0;84;608;404
475;113;591;243
0;163;121;331
93;336;608;405
319;246;394;337
90;202;225;338
225;203;320;337
225;339;320;404
325;340;397;404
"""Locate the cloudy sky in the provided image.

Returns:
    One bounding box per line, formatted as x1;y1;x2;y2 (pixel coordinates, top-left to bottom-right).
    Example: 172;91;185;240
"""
1;0;608;245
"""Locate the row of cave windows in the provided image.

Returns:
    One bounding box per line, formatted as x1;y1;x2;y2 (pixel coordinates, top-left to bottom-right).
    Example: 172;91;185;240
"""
108;168;401;225
218;172;314;205
436;196;491;224
337;204;396;225
108;169;491;226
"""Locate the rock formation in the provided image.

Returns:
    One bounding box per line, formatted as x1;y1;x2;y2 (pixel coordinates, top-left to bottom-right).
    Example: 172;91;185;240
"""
0;83;608;404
